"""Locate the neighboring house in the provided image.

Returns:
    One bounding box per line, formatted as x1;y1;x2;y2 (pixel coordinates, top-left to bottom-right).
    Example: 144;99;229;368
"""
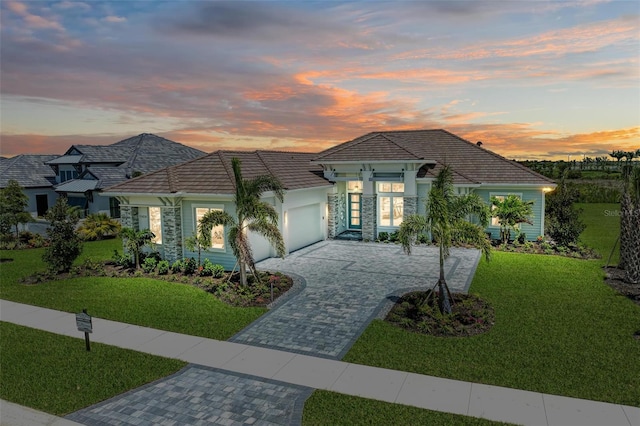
0;154;58;217
101;129;555;266
46;133;205;217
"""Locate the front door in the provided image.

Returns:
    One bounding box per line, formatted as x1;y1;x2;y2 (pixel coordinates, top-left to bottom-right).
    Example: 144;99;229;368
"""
348;193;362;229
36;194;48;217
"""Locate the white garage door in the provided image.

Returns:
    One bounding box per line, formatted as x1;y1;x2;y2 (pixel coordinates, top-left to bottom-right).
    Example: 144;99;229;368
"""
287;204;323;252
248;232;272;262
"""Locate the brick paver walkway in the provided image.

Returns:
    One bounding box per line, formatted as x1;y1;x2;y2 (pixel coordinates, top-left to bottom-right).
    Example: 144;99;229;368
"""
66;365;311;426
232;241;481;358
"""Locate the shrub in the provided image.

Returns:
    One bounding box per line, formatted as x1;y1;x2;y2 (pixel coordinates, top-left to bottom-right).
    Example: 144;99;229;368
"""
171;259;183;273
388;231;399;243
77;213;121;241
377;232;389;241
142;256;158;274
183;257;197;275
42;197;82;273
112;250;134;269
545;176;586;246
210;263;225;278
416;234;430;244
157;260;170;275
200;258;214;276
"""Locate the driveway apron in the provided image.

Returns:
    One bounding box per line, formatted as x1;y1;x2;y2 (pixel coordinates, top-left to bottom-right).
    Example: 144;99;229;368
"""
233;240;481;359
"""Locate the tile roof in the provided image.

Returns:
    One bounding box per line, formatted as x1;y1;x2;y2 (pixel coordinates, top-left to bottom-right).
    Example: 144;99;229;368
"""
314;129;554;185
0;154;58;188
104;150;330;195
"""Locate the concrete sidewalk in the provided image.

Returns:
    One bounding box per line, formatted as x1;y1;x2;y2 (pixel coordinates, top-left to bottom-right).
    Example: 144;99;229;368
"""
1;299;638;426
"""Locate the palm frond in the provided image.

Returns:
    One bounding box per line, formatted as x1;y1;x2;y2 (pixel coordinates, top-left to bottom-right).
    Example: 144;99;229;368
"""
398;214;429;255
199;210;235;247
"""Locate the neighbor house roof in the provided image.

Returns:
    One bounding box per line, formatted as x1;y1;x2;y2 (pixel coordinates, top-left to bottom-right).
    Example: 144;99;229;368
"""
50;133;206;174
54;179;98;193
313;129;554;185
103;150;330;195
0;154;58;188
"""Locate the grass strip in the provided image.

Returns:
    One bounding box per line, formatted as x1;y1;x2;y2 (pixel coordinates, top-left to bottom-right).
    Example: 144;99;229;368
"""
302;390;512;425
0;321;186;416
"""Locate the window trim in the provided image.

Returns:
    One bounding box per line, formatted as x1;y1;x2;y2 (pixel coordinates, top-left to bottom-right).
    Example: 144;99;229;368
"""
193;204;226;251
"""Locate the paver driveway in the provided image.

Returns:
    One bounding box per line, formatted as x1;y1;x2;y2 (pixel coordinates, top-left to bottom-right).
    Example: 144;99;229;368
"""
232;240;481;359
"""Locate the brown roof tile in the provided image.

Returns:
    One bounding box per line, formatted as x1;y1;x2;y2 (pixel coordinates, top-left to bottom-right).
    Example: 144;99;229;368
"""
104;150;330;195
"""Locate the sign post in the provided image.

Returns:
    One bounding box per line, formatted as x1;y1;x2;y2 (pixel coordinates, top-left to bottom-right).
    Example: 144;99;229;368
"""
76;309;92;351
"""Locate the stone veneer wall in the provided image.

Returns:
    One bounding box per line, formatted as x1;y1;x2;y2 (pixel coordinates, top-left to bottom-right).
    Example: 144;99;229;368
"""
361;195;377;241
162;207;183;263
327;194;339;239
119;205;139;230
403;196;418;219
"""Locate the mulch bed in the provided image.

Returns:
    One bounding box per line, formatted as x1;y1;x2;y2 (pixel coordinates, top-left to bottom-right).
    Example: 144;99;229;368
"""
603;266;640;307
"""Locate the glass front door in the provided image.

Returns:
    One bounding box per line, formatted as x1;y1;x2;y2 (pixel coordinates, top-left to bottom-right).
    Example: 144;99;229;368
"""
348;193;362;229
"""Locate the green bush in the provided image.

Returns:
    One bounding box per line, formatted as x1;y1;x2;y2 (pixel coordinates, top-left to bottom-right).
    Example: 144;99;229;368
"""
183;257;197;275
112;250;133;269
157;260;170;275
170;259;183;273
42;197;82;273
142;256;157;274
388;231;399;242
210;263;225;278
416;234;430;244
377;232;389;241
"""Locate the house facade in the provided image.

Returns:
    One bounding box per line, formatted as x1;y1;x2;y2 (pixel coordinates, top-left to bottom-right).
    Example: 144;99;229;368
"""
102;130;555;267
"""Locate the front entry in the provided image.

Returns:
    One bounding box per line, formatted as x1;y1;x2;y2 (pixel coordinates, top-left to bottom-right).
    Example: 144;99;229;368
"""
348;193;362;229
36;194;48;217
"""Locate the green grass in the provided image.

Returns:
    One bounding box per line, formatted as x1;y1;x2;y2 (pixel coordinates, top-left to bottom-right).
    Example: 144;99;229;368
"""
344;252;640;407
0;321;186;416
578;203;620;265
0;239;265;340
302;391;511;425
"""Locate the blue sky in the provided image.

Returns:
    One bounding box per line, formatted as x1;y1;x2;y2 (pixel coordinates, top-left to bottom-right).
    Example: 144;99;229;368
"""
1;0;638;159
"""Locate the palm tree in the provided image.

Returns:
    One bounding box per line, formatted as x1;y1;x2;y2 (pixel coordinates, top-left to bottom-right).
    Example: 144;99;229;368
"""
77;213;121;240
199;157;285;286
120;227;155;269
490;195;534;244
398;165;492;314
619;166;640;283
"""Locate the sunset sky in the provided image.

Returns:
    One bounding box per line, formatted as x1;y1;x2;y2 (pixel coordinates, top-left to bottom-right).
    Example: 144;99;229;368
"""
1;0;638;160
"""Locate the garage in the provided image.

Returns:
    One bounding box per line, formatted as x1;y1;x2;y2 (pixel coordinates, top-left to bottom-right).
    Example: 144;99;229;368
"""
286;203;324;252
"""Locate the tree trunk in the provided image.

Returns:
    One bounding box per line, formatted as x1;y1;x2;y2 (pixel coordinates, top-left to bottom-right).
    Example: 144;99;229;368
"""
624;199;640;284
239;259;248;286
438;241;452;314
619;193;630;270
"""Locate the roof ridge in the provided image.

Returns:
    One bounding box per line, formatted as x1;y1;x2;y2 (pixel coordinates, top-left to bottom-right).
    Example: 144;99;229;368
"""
217;151;236;192
440;129;555;184
124;134;144;172
380;133;425;159
255;150;278;179
313;132;381;160
166;165;180;193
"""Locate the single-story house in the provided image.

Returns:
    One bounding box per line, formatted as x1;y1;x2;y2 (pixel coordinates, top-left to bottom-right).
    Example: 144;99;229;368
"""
46;133;206;217
102;129;555;268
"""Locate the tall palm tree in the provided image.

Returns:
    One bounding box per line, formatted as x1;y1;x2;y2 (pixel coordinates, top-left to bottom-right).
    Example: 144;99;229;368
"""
120;227;155;269
398;165;492;314
620;165;640;283
199;157;285;286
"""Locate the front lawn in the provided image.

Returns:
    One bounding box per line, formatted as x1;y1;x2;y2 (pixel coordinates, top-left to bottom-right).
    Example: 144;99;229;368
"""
344;252;640;407
0;239;265;340
577;203;620;265
0;322;186;416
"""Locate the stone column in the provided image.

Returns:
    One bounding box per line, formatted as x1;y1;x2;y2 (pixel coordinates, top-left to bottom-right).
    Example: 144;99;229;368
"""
161;207;183;263
120;205;133;229
327;193;339;239
361;195;377;241
403;196;418;219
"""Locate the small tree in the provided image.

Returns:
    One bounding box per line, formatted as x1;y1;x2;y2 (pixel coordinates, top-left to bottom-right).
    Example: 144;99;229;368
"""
200;157;285;286
490;195;534;244
120;227;155;269
77;213;121;240
184;232;210;266
0;179;32;238
398;165;492;314
545;174;586;246
42;197;82;273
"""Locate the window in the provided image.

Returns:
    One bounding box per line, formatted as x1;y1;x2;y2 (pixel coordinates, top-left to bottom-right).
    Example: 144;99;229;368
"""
378;182;404;193
109;197;121;218
149;207;162;244
195;207;225;249
378;182;404;227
